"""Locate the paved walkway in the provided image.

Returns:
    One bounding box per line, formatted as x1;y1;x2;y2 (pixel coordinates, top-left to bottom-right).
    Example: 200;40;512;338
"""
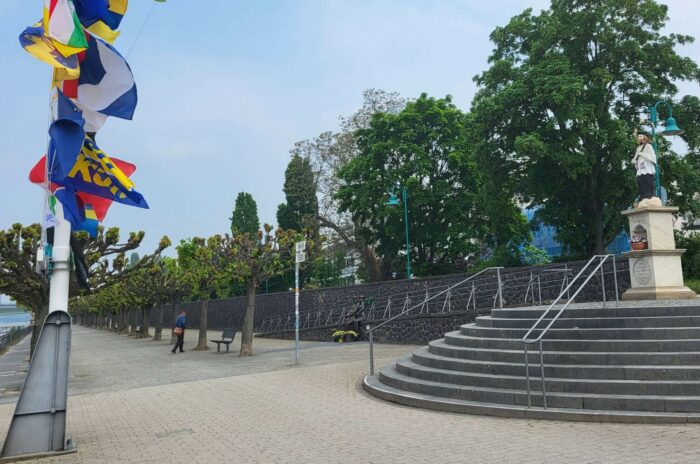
0;326;699;463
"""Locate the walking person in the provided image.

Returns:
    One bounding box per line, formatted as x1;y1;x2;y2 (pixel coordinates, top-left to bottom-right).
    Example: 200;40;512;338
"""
172;309;186;354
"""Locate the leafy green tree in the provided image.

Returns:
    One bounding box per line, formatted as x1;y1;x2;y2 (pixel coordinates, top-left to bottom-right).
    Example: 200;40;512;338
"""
277;155;319;233
230;192;260;235
472;0;700;256
177;236;227;350
1;223;168;353
337;93;493;276
298;89;407;282
223;226;308;357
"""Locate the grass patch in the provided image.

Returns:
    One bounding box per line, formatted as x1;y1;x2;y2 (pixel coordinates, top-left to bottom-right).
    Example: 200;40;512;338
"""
687;279;700;294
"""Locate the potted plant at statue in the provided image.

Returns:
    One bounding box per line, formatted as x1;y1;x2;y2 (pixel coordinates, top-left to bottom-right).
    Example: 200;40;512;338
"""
630;234;648;250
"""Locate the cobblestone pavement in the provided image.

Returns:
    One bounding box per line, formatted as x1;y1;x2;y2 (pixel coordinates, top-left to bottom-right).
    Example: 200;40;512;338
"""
0;326;699;463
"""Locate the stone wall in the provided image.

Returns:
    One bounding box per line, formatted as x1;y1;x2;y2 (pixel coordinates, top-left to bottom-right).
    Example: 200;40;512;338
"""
148;258;630;345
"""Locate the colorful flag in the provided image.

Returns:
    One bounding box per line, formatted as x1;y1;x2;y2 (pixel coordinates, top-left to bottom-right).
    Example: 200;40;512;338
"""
53;186;84;230
71;32;137;120
80;203;99;236
48;90;86;183
19;25;81;78
74;0;128;31
46;137;147;208
29;154;138;221
43;0;89;57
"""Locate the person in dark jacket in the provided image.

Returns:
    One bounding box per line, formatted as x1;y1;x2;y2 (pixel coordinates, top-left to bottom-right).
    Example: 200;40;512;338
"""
171;310;187;354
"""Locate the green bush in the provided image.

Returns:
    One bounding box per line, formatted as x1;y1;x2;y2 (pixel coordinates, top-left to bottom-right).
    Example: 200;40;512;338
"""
676;232;700;279
687;279;700;294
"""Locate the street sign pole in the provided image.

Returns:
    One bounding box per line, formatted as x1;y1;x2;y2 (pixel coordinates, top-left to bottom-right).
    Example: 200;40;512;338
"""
294;241;306;365
294;260;300;364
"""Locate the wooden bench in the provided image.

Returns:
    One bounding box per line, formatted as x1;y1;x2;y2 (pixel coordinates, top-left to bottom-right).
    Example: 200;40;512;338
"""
210;328;237;352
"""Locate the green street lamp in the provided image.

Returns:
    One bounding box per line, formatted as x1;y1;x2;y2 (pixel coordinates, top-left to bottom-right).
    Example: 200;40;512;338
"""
387;185;412;279
647;100;684;198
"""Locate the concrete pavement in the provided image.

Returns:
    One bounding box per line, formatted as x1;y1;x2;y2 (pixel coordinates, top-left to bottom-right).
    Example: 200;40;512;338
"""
0;326;699;463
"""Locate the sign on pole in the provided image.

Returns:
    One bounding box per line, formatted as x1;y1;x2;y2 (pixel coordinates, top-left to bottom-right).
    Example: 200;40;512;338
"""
296;241;306;253
295;251;306;263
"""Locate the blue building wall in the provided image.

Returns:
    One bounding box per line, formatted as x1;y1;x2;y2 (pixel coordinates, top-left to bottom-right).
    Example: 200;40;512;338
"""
524;208;630;257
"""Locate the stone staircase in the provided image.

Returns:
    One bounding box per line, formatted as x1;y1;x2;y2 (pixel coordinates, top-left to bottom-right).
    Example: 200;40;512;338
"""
364;300;700;423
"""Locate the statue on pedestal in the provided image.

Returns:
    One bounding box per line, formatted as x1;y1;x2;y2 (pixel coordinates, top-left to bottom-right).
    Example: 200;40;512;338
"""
632;133;661;208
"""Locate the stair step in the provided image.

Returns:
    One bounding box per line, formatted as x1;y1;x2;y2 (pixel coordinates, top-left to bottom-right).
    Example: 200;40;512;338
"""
412;347;700;380
462;325;700;340
490;304;700;320
395;357;700;396
428;339;700;365
364;373;700;423
378;365;700;412
477;315;700;329
444;332;700;352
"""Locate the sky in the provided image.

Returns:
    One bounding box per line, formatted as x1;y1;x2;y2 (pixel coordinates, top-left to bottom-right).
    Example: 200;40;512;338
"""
1;0;700;257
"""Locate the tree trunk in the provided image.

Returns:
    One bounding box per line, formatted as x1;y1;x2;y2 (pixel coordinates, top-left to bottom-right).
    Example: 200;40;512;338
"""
193;299;209;350
239;279;257;357
153;303;164;341
142;307;151;338
119;311;128;334
128;310;137;336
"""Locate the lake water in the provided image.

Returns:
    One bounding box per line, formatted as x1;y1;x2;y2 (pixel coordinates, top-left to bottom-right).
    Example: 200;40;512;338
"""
0;312;32;328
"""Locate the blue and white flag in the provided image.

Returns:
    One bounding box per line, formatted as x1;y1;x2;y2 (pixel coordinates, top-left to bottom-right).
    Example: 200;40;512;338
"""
76;31;137;120
48;90;85;183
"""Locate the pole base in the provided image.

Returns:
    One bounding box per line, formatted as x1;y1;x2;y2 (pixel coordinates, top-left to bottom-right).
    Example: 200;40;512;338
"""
0;440;76;463
0;311;72;459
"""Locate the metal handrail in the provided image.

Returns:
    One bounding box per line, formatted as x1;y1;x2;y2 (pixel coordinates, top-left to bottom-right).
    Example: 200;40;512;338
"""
522;254;619;409
368;267;504;375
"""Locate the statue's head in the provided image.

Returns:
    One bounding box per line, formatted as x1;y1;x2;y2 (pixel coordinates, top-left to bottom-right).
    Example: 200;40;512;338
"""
637;133;651;144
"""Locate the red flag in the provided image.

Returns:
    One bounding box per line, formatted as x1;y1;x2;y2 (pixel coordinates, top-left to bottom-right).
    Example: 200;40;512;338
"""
29;154;137;222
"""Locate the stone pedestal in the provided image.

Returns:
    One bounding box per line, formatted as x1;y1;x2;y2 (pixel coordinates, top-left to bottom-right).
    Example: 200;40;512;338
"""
621;206;697;300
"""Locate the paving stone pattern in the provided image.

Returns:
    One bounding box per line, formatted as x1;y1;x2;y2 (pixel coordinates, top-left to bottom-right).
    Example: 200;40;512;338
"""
1;325;699;463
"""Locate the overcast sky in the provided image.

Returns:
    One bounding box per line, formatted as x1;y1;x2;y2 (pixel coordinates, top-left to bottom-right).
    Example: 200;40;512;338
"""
1;0;699;257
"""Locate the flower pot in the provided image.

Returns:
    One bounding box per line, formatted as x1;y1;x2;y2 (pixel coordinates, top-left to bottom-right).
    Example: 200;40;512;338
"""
631;241;648;251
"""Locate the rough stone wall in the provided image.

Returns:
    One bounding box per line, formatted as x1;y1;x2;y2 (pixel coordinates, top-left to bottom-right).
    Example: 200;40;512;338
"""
150;258;630;344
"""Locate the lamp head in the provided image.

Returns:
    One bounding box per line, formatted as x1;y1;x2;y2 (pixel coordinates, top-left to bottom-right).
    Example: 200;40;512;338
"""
661;116;683;136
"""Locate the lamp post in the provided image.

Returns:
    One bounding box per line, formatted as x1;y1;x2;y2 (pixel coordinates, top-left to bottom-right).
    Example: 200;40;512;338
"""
387;185;412;279
647;100;683;198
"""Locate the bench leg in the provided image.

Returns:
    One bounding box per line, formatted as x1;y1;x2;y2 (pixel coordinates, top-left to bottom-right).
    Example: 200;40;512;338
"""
217;344;220;352
226;344;229;352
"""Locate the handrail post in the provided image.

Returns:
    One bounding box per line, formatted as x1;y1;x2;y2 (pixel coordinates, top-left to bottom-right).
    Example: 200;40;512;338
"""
497;268;504;309
524;344;531;407
539;339;547;409
537;275;542;306
613;254;620;307
369;326;374;376
601;257;607;309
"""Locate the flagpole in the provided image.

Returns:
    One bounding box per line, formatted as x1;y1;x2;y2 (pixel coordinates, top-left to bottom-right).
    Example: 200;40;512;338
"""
48;201;72;314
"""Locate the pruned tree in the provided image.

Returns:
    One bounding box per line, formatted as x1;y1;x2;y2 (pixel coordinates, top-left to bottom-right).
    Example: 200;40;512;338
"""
223;226;309;357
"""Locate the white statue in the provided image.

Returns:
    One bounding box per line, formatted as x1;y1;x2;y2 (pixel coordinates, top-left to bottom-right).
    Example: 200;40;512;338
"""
632;133;661;207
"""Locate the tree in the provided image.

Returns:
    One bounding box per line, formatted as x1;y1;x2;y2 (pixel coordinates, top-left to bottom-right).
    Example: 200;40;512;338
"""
230;192;260;235
176;236;226;351
472;0;700;256
276;155;319;233
224;226;307;357
0;223;168;353
337;93;495;276
300;89;407;282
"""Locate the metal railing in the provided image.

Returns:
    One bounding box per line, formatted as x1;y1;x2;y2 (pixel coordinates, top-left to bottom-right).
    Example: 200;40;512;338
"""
522;255;619;408
367;267;504;376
